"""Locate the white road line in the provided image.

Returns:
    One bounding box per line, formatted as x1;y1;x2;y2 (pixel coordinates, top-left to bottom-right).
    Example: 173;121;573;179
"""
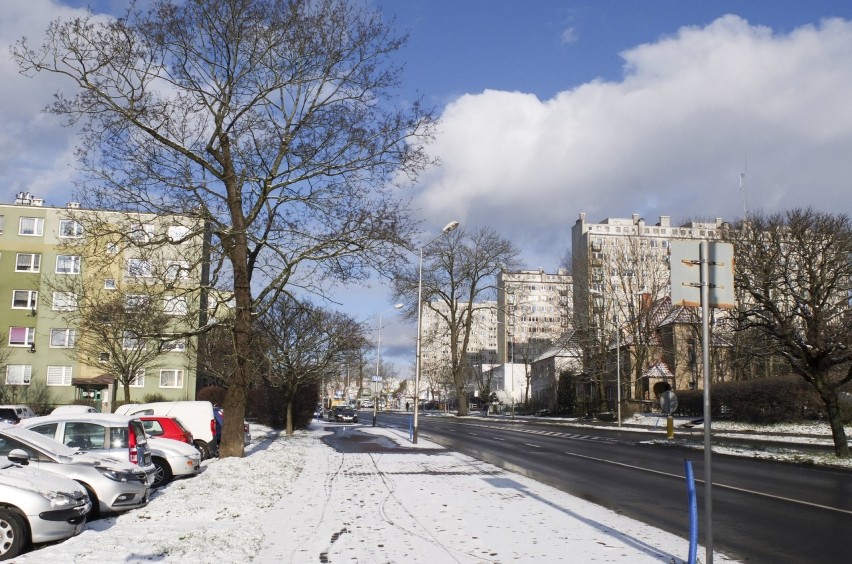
563;451;852;516
524;443;541;448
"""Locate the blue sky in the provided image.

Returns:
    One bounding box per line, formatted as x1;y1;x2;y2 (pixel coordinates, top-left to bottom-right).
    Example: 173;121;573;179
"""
4;1;852;373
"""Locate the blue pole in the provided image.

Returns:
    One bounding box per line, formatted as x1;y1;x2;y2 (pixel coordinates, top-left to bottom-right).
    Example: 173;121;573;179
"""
684;460;698;564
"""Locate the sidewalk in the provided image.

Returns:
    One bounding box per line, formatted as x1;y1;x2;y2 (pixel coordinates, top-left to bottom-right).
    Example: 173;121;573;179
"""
257;422;738;563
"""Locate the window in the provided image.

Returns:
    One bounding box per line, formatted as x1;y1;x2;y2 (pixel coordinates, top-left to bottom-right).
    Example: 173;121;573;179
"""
123;331;144;351
125;294;150;311
165;261;190;281
46;366;73;386
56;255;82;274
104;278;116;290
50;328;76;348
18;217;44;236
15;253;41;272
129;369;145;387
64;422;106;449
6;365;32;385
106;243;119;255
0;215;4;234
52;292;78;311
98;352;110;363
163;296;188;316
161;337;186;352
8;327;35;347
129;224;155;243
12;290;37;310
159;369;184;388
58;219;84;238
127;258;152;278
167;225;190;242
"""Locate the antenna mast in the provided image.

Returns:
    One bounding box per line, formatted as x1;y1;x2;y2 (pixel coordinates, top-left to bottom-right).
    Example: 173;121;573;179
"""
739;153;748;215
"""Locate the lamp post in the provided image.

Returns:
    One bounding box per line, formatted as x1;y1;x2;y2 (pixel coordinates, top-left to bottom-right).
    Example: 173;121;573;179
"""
615;315;622;428
413;220;460;444
506;286;515;419
374;303;403;426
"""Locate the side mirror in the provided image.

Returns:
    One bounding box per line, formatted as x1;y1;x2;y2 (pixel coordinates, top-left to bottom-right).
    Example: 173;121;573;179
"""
8;449;30;465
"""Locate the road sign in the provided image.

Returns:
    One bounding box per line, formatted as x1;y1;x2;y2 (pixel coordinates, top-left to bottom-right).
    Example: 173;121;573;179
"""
660;390;678;415
371;376;382;382
670;241;735;308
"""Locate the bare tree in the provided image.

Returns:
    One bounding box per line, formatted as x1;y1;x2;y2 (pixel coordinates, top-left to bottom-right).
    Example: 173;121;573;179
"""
13;0;432;456
257;296;362;435
726;209;852;457
393;226;520;416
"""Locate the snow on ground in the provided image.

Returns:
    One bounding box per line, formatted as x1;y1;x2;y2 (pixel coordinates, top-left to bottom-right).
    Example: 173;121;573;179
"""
11;417;758;563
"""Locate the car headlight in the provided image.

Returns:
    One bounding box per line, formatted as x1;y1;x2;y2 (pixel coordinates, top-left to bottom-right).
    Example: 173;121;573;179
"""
96;466;134;482
40;490;79;508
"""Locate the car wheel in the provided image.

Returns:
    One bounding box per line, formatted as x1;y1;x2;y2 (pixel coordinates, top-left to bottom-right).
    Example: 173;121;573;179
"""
0;508;26;560
194;440;211;461
152;458;173;488
81;484;100;521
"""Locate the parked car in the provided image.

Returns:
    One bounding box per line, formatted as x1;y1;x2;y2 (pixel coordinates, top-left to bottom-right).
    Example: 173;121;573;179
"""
17;414;157;486
140;416;194;445
212;407;251;447
0;405;36;424
0;425;149;518
115;401;218;459
0;457;91;559
333;407;358;423
51;405;98;415
145;436;202;488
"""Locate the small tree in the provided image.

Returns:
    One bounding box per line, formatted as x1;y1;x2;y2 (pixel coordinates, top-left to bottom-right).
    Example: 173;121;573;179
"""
726;209;852;457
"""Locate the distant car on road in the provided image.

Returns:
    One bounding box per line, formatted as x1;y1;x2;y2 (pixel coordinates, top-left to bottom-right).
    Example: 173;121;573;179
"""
333;407;358;423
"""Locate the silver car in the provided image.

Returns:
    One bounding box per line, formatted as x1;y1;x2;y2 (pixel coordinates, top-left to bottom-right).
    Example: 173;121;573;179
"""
146;436;202;487
18;414;157;486
0;458;91;559
0;425;149;517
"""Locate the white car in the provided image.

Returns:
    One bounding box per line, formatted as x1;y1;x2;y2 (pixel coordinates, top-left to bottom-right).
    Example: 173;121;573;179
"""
0;458;91;559
146;436;202;487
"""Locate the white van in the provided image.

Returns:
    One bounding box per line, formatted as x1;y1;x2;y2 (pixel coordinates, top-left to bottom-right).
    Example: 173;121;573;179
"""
114;401;217;459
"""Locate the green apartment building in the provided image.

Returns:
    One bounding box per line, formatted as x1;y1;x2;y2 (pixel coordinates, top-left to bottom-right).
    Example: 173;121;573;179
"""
0;193;203;412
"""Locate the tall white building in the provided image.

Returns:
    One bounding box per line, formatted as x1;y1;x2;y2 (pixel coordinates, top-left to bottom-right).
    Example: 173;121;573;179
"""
497;269;572;364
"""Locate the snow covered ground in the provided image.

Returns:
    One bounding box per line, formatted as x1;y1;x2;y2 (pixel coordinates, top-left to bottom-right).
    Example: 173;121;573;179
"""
10;414;849;563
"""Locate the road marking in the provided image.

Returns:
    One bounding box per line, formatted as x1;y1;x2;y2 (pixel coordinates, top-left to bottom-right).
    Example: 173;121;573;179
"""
563;451;852;516
524;443;541;448
492;437;505;441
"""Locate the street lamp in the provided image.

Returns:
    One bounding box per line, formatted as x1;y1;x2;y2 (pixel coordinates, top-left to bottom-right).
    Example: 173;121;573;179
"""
413;220;460;444
374;303;404;426
615;315;622;428
506;286;516;419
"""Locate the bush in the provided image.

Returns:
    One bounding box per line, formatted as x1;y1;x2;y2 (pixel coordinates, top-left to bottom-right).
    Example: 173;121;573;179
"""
197;386;227;406
143;393;168;403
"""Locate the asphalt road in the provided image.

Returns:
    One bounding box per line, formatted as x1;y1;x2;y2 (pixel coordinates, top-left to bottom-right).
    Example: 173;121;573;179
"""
372;411;852;564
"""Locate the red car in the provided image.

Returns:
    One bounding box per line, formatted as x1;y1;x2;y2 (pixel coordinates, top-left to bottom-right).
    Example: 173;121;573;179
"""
139;416;194;446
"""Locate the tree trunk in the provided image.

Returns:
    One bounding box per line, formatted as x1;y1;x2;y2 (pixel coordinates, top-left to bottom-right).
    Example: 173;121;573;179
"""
286;399;294;436
819;388;849;457
456;387;469;416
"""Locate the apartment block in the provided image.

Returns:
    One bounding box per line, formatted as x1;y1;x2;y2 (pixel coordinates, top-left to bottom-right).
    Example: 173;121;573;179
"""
0;193;203;411
496;269;572;364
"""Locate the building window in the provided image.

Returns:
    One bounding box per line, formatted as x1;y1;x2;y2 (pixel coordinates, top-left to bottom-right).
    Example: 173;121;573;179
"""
161;337;187;352
58;220;84;238
123;331;144;351
98;352;110;363
165;261;190;281
125;294;150;311
167;225;190;242
50;328;76;348
18;217;44;236
8;327;35;347
15;253;41;272
159;369;184;388
12;290;37;310
129;369;145;387
104;278;116;290
106;243;119;255
6;365;32;385
163;296;188;316
129;224;155;243
56;255;82;274
0;215;4;234
127;258;152;278
52;292;78;311
46;366;73;386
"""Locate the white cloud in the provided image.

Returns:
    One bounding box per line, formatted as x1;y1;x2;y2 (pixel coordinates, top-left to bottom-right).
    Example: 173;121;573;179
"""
560;26;579;45
414;15;852;269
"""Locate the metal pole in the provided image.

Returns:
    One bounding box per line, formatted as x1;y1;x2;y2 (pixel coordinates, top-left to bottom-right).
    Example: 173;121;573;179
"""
413;246;424;444
700;241;713;564
373;312;382;427
616;318;621;427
